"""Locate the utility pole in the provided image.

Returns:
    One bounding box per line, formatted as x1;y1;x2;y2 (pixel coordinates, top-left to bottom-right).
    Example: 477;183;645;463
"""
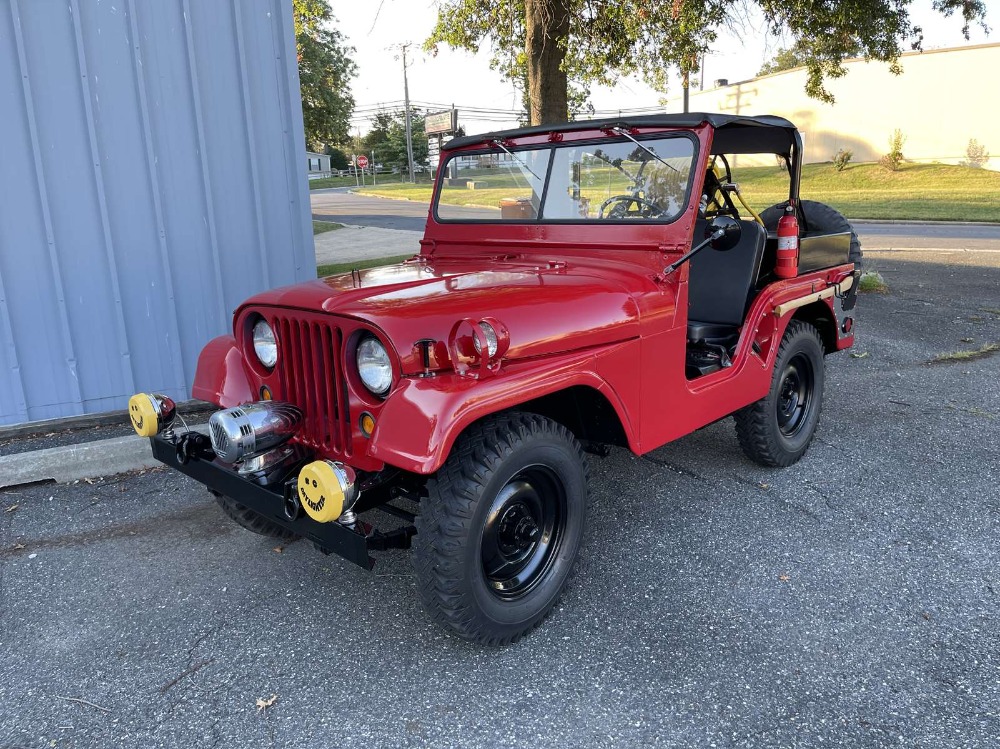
401;43;416;184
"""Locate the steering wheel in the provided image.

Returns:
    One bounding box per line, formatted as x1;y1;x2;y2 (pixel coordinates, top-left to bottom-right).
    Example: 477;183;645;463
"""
598;194;664;219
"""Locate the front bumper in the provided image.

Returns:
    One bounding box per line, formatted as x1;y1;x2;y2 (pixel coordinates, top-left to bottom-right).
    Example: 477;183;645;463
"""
149;433;404;569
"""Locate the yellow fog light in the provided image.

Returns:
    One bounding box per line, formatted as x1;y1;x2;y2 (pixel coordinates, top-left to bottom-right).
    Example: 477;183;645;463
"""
297;460;358;523
359;412;375;438
128;393;176;437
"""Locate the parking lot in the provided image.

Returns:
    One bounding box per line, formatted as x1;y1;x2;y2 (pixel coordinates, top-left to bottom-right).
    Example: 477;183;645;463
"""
1;247;998;748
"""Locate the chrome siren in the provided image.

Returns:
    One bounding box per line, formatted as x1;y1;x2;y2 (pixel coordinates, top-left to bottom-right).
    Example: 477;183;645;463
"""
208;401;302;463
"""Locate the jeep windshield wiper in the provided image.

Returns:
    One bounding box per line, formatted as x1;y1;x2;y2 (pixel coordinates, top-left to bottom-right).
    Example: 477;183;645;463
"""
608;126;680;174
490;140;542;182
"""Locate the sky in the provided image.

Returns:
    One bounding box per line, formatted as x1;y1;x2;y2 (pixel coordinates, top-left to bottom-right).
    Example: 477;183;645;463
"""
334;0;993;136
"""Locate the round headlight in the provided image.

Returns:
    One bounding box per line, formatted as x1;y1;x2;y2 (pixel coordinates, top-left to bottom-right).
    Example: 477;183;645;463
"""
356;337;392;396
252;319;277;369
472;321;498;358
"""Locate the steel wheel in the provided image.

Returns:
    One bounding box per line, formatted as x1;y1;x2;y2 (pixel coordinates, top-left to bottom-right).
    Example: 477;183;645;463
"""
776;353;814;438
481;466;567;600
413;413;588;645
735;320;825;467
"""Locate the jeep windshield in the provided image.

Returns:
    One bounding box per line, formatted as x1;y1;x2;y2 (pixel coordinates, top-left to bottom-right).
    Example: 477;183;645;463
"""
435;134;697;223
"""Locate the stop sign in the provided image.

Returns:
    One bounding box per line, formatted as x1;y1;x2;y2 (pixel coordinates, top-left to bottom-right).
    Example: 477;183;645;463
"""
356;155;369;169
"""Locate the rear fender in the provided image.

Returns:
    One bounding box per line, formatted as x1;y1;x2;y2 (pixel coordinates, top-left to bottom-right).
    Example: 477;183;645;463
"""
191;335;254;407
747;264;857;362
368;346;637;474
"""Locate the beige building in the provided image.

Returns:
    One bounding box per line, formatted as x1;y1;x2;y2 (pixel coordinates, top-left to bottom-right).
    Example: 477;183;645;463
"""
663;42;999;171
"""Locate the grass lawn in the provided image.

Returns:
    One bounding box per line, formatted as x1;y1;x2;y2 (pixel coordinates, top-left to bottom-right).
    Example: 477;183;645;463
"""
357;162;1000;222
308;175;362;190
316;254;413;277
310;174;434;190
312;220;343;235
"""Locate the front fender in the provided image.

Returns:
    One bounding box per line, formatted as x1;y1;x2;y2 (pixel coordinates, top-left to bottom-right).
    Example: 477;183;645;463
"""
368;343;638;474
191;335;254;407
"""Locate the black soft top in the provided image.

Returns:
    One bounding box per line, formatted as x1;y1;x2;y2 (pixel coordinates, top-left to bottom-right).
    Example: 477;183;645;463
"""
443;112;799;155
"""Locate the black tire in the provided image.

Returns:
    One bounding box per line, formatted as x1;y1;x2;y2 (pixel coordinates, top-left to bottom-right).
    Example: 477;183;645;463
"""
735;320;825;467
760;199;863;266
412;412;589;645
212;491;298;542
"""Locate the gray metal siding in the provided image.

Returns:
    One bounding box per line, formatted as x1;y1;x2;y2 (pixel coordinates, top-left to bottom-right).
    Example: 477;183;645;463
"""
0;0;313;425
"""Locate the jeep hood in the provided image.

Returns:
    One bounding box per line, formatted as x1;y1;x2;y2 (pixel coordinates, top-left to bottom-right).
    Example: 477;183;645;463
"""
241;258;643;373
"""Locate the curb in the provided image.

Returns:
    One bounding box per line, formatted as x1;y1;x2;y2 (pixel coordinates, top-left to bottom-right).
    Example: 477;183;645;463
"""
0;425;208;489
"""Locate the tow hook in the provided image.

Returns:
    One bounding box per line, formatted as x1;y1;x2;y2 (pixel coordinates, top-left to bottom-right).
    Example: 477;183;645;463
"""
175;432;212;465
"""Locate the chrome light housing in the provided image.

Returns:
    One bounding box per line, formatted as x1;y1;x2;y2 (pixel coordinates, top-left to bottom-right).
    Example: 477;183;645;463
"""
297;460;359;523
356;336;392;396
127;393;177;437
252;318;278;369
472;321;499;358
208;401;302;463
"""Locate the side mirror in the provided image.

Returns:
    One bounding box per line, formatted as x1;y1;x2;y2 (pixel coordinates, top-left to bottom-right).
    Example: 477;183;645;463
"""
664;214;744;274
705;215;742;252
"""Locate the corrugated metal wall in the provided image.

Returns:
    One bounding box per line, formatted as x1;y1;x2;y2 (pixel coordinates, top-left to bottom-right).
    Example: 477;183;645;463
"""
0;0;313;425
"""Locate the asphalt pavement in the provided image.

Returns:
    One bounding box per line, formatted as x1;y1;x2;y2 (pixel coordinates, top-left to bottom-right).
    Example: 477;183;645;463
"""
1;247;998;747
310;188;491;232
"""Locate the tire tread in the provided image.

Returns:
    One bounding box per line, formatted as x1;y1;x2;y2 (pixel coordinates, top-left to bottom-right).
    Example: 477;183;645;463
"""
735;320;824;467
212;492;298;542
412;412;589;645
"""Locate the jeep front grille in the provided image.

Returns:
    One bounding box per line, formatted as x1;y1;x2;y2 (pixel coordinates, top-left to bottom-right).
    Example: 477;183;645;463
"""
271;316;351;457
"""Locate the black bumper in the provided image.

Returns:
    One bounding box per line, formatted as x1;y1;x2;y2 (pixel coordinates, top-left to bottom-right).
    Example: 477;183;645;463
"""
150;434;377;569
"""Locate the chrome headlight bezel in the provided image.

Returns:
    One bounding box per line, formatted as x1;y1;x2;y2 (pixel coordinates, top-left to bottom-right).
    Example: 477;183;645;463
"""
356;336;393;397
252;318;278;370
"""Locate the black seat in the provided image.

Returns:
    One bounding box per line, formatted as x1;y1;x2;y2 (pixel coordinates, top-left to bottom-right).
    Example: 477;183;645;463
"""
687;218;767;343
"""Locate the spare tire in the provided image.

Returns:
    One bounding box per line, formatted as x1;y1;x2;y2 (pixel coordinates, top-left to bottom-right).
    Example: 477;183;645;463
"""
760;200;863;267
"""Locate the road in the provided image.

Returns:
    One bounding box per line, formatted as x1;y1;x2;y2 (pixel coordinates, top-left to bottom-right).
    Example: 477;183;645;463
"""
311;187;493;230
311;188;1000;250
2;247;999;747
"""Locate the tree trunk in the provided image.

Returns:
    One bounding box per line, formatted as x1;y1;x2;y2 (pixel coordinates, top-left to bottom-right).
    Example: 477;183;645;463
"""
525;0;570;125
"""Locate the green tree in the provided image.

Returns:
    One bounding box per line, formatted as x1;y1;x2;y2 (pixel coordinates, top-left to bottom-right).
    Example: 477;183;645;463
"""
363;110;430;173
323;144;350;171
294;0;357;150
758;40;815;77
428;0;988;125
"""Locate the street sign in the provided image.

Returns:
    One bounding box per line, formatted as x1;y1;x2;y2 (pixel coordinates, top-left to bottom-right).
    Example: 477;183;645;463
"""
356;154;369;169
425;109;458;135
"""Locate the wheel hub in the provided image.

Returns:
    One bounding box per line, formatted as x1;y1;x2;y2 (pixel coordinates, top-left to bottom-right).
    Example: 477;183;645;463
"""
496;503;540;556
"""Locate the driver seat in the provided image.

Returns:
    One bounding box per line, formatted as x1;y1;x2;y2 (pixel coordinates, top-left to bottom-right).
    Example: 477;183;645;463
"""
687;218;767;346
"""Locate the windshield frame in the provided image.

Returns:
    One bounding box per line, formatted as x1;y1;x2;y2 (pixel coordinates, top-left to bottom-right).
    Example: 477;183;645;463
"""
432;131;700;226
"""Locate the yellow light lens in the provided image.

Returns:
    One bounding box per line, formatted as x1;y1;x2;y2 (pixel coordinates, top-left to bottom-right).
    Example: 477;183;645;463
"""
128;394;159;438
360;412;375;437
297;461;346;523
260;386;272;400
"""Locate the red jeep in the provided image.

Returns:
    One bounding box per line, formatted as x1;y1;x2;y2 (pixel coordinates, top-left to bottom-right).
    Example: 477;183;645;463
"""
129;113;861;644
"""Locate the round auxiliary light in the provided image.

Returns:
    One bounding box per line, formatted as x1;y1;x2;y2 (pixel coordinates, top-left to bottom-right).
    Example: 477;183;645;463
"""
297;460;358;523
252;318;277;369
127;393;176;438
356;336;392;396
472;321;499;358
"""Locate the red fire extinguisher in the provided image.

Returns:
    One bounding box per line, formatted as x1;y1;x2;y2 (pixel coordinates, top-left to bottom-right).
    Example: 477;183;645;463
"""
775;203;799;279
